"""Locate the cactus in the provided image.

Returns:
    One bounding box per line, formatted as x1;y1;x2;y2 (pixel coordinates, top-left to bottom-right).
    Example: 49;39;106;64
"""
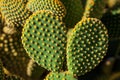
22;10;67;72
67;18;108;76
45;71;77;80
0;0;31;28
0;29;30;79
26;0;66;18
1;0;120;80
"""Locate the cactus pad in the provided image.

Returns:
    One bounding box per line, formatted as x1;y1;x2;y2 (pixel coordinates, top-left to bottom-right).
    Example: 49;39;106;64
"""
26;0;66;18
22;10;67;72
45;71;77;80
0;0;31;28
0;31;30;79
67;18;108;76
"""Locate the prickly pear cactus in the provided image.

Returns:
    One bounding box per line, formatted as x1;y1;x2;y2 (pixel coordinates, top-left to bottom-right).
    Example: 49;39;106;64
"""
67;18;108;76
45;71;77;80
1;0;120;80
26;0;66;18
0;0;31;28
0;29;30;79
22;10;67;72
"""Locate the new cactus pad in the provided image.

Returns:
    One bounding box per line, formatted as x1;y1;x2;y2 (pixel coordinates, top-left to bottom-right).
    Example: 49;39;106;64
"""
0;0;31;28
67;18;108;76
45;71;77;80
22;10;67;72
26;0;66;18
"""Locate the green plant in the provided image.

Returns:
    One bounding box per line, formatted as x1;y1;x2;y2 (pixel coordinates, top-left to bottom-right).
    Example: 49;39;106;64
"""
0;0;120;80
45;71;76;80
26;0;66;18
0;0;31;28
22;10;67;72
67;18;108;76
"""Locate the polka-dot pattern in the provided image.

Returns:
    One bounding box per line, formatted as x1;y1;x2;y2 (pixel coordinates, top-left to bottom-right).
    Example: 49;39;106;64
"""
22;0;29;4
0;32;30;79
0;0;31;28
45;71;77;80
22;10;67;72
101;11;120;40
67;18;108;76
26;0;66;18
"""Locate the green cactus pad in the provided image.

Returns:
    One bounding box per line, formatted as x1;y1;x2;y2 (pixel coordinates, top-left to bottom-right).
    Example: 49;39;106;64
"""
101;11;120;40
26;0;66;18
60;0;84;27
22;10;67;72
67;18;108;76
0;31;30;79
45;71;77;80
0;0;31;28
